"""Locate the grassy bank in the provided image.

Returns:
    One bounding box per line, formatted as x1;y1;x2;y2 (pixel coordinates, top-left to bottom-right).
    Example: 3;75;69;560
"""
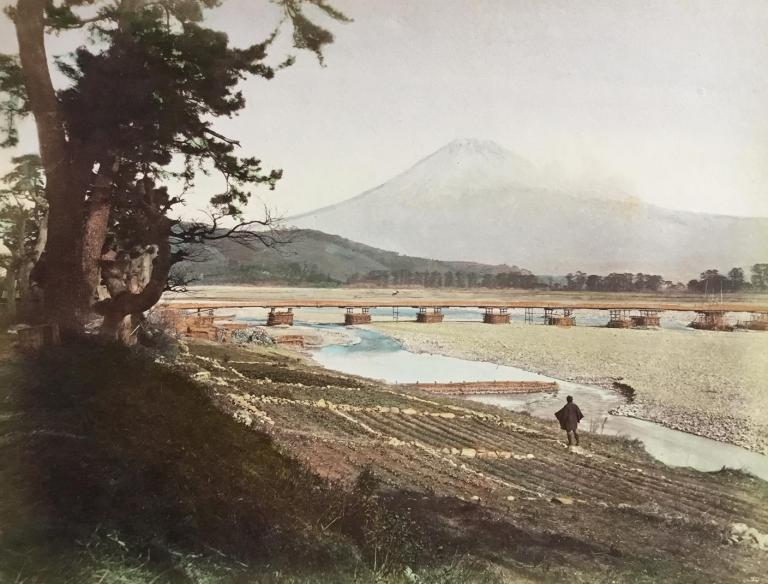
0;338;495;583
1;334;767;582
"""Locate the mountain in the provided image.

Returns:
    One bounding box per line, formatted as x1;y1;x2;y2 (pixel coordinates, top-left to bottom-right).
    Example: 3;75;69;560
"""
290;138;768;279
185;228;529;285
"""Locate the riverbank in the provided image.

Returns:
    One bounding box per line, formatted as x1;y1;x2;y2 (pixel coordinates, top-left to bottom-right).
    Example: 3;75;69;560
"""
184;339;768;582
369;322;768;455
5;331;767;581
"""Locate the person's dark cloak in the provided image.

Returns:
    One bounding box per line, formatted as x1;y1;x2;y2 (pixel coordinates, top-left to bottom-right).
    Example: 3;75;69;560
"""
555;402;583;431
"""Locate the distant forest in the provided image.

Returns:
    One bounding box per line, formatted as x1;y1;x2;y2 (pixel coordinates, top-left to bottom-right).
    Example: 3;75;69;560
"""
203;261;768;293
558;265;768;293
347;264;768;292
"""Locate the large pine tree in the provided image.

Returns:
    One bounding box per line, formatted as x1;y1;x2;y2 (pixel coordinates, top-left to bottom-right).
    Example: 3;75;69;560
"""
1;0;348;341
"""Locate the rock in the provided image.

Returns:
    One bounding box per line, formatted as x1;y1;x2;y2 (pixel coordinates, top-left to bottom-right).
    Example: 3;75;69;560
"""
390;407;400;414
526;453;535;459
450;447;460;455
388;437;404;447
461;448;477;458
484;451;498;459
316;399;327;408
552;496;574;505
745;527;761;542
731;523;749;536
471;495;480;502
506;495;516;501
439;412;456;419
234;410;253;427
402;408;418;416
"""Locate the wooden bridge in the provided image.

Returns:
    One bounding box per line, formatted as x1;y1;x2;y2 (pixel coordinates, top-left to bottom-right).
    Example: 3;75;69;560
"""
164;299;768;312
160;298;768;331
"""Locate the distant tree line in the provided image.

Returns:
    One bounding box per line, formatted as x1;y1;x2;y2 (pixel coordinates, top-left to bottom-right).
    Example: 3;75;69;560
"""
346;269;540;289
203;261;340;287
558;271;671;292
346;264;768;293
686;264;768;293
190;260;768;292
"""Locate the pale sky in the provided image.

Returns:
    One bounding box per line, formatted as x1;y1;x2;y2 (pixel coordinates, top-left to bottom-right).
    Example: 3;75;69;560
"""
2;0;768;219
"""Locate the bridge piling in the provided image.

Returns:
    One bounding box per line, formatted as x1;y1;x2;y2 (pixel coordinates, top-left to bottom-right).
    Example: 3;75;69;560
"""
344;307;372;325
416;307;444;323
690;310;733;331
483;307;510;324
545;308;574;327
267;307;294;326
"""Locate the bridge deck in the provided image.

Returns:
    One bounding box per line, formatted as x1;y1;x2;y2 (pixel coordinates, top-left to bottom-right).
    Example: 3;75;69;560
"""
161;299;768;313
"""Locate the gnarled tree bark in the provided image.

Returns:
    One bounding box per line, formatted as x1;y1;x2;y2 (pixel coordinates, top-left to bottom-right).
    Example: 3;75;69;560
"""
15;0;87;335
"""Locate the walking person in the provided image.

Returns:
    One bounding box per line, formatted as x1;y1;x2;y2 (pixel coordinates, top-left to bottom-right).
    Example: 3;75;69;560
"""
555;395;584;447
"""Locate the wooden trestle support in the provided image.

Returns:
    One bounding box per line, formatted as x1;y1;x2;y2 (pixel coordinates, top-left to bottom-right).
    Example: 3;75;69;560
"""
690;310;733;331
745;312;768;331
483;307;510;324
632;309;661;328
608;309;661;328
267;307;294;326
545;308;574;327
524;307;537;324
416;307;444;323
344;307;372;325
607;309;632;328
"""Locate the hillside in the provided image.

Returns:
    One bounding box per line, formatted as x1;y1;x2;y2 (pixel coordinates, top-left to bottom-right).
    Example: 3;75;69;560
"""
5;335;765;582
290;139;768;280
185;228;531;285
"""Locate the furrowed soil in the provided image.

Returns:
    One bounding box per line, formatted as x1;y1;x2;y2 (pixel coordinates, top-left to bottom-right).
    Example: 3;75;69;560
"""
1;334;767;583
370;321;768;454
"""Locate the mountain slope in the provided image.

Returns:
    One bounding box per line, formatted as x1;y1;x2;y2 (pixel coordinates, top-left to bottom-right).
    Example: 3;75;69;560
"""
290;139;768;279
187;229;528;284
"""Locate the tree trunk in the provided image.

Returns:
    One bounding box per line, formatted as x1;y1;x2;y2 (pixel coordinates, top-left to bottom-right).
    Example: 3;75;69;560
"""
96;213;172;345
3;269;18;318
17;209;47;322
16;0;86;336
81;189;111;296
100;311;137;345
0;211;30;321
31;206;48;261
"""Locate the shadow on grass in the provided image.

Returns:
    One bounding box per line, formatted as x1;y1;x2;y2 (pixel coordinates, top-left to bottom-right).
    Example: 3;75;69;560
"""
0;342;379;580
0;339;670;583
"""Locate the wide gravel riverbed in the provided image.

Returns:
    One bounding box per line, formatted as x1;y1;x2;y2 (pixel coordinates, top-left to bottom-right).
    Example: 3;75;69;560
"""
370;322;768;455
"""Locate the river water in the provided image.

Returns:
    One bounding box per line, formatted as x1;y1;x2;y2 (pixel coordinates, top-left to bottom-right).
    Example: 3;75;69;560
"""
309;325;768;480
232;306;725;329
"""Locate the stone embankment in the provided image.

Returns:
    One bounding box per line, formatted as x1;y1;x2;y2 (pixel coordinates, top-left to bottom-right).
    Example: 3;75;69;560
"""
403;380;558;396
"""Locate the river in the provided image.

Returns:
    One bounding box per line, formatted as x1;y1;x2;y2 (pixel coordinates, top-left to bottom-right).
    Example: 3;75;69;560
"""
308;325;768;480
